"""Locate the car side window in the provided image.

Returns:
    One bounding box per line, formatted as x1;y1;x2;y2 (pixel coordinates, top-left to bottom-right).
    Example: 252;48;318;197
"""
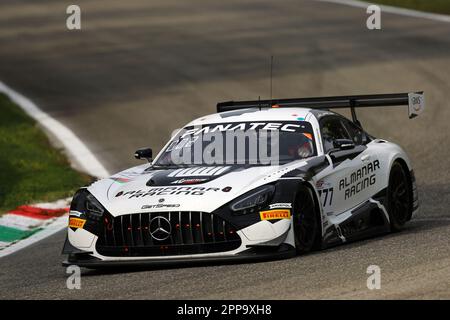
341;118;366;145
320;116;351;153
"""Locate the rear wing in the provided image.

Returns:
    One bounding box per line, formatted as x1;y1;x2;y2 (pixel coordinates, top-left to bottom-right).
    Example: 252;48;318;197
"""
217;92;425;123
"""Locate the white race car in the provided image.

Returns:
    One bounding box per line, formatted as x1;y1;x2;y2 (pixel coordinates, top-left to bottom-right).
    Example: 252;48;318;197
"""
63;92;424;267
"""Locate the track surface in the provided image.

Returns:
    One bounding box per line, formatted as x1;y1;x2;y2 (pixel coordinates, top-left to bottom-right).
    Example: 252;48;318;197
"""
0;0;449;299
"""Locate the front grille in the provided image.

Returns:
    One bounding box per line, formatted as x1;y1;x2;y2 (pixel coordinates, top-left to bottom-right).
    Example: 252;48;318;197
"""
96;212;241;257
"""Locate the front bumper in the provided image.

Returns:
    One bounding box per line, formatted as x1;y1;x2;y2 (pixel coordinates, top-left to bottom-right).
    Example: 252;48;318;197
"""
62;243;295;268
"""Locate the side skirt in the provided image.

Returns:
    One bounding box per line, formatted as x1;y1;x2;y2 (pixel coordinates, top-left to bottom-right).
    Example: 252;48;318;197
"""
321;197;391;249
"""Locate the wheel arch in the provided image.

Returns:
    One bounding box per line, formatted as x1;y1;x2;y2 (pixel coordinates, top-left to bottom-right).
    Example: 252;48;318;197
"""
294;180;324;249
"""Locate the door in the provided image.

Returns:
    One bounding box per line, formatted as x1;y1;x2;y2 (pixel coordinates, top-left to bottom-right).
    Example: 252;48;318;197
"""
315;116;377;217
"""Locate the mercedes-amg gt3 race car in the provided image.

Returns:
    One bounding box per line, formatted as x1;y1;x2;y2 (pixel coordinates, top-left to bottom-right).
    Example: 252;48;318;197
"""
63;92;424;267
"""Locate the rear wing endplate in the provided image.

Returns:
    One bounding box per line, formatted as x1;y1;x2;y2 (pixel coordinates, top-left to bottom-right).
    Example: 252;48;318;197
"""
407;92;425;119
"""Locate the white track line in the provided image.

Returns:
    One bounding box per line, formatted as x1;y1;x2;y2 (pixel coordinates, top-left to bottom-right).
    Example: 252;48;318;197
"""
0;81;110;257
0;81;110;178
316;0;450;23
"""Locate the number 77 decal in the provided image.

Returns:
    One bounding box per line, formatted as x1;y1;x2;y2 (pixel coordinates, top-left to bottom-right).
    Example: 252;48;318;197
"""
318;188;334;207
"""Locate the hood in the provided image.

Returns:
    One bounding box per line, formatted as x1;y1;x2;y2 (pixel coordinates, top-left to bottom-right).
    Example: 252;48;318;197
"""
88;162;307;216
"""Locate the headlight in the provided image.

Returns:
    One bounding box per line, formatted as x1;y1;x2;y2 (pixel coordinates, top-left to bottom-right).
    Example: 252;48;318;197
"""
70;189;105;221
230;185;275;215
85;194;104;219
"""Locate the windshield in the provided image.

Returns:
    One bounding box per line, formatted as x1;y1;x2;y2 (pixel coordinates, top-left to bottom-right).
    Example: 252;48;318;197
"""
154;121;316;167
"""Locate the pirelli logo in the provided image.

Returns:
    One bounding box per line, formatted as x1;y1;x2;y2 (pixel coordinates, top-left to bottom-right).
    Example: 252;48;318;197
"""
69;217;86;229
260;209;291;221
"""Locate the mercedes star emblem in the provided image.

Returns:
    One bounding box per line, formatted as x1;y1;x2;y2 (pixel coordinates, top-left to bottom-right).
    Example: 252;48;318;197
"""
149;216;172;241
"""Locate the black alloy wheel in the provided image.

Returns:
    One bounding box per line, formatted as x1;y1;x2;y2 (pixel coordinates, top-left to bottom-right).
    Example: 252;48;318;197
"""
387;162;412;231
293;185;319;254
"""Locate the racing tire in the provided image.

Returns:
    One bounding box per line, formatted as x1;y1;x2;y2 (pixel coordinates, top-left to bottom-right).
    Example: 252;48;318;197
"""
293;185;319;254
387;161;412;231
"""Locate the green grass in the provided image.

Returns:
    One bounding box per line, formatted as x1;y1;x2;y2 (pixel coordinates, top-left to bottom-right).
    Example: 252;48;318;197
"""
0;93;92;213
366;0;450;15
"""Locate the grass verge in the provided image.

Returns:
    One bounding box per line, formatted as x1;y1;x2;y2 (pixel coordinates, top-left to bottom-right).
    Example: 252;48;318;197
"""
0;93;92;213
366;0;450;15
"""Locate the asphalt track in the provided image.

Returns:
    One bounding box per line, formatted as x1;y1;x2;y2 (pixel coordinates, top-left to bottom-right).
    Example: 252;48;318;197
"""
0;0;449;299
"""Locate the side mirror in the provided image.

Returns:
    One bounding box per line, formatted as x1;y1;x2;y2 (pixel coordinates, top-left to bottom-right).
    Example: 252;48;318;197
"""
333;139;355;150
134;148;152;162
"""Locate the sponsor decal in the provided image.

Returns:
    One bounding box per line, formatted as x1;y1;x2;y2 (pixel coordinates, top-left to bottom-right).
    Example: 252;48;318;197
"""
69;217;86;229
69;210;83;217
116;186;221;198
269;203;292;209
141;204;181;210
339;159;380;200
222;186;232;192
171;178;208;184
260;209;291;221
180;122;309;138
168;166;230;177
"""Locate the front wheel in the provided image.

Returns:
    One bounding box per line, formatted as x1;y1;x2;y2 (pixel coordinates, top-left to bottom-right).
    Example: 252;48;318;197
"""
293;185;319;254
387;162;412;231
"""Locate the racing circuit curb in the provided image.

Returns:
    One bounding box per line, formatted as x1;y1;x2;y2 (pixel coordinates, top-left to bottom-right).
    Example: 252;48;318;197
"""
0;199;70;258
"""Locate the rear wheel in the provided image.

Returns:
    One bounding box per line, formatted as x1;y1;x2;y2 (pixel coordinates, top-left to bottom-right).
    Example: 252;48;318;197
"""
293;185;319;254
387;162;412;231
